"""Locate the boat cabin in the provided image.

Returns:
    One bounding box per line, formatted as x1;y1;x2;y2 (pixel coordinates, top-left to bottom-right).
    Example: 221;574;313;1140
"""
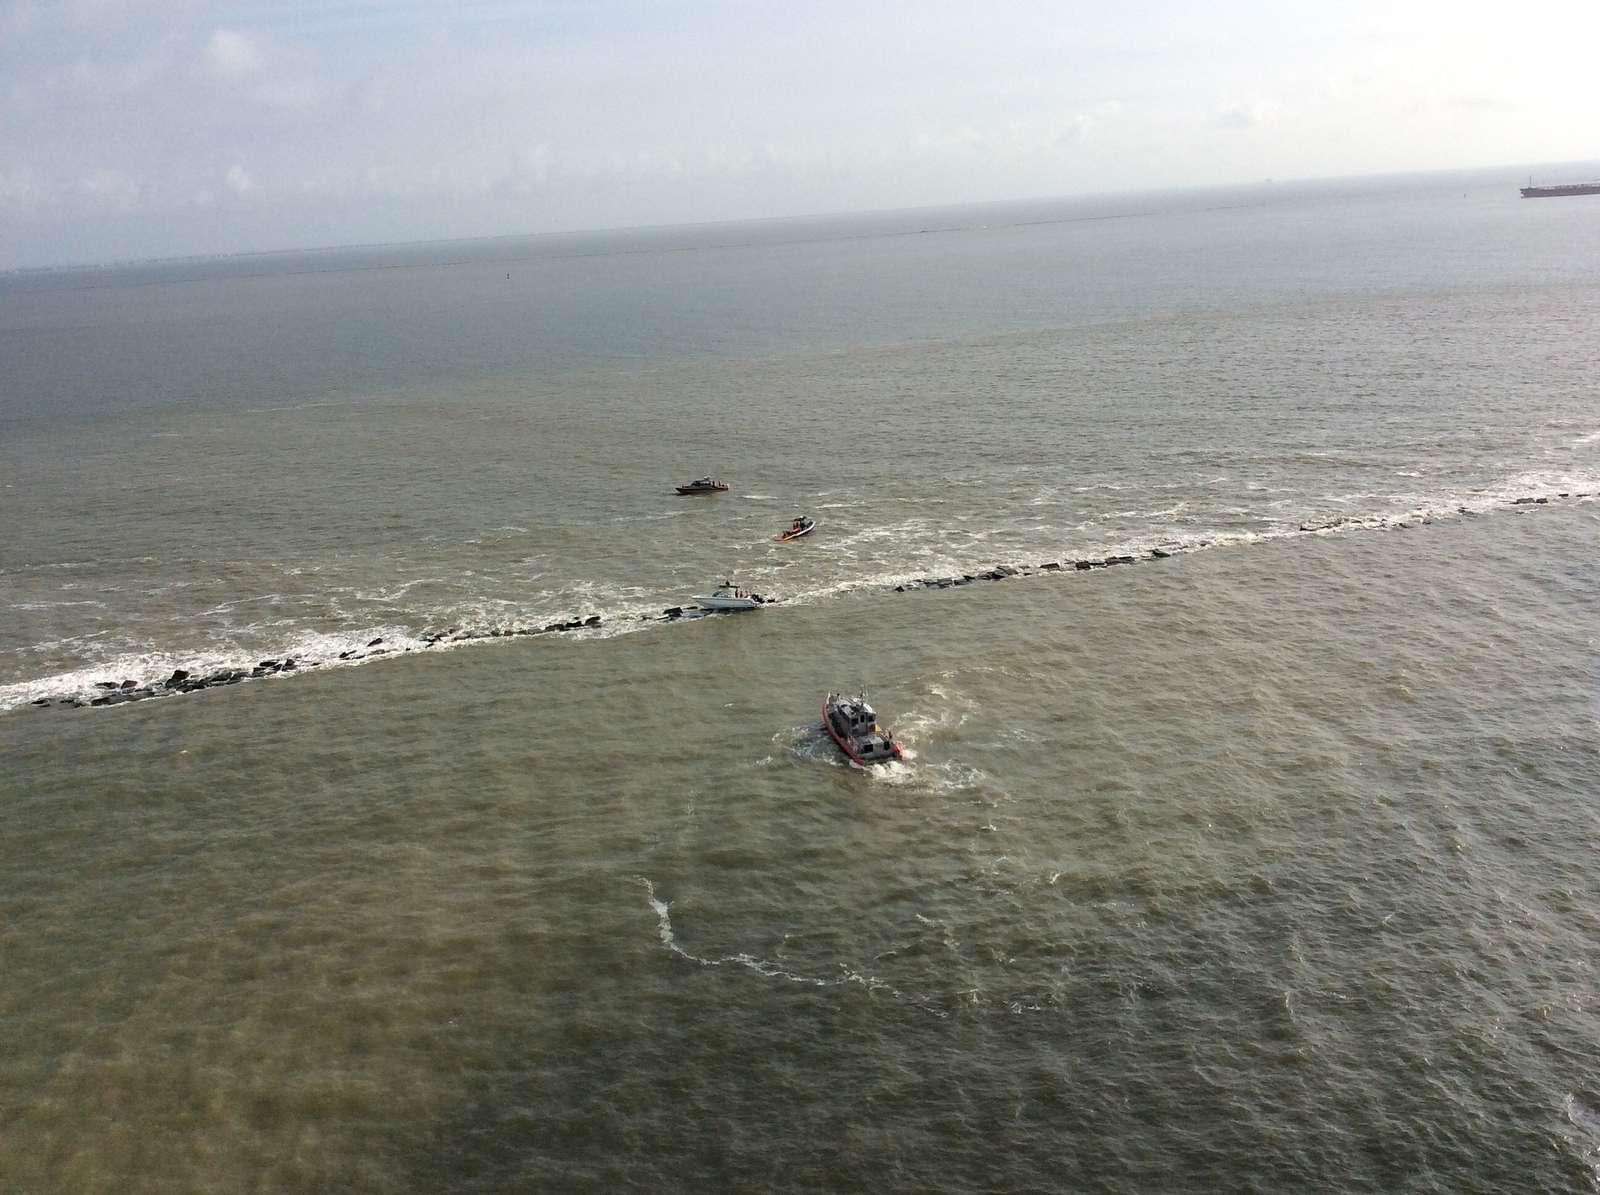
836;698;876;731
826;692;900;762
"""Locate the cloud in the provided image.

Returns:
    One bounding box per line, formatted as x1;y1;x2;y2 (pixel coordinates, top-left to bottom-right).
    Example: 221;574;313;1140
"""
257;77;321;111
1056;102;1120;146
1447;93;1516;112
204;29;261;80
80;167;141;208
66;52;166;98
224;163;254;194
0;165;51;211
1214;100;1278;129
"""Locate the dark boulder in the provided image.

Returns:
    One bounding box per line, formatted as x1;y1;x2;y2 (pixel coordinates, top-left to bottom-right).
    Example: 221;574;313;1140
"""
95;681;118;690
584;615;601;626
258;660;277;669
119;679;138;689
1106;556;1135;566
367;637;383;647
1074;561;1094;570
1040;562;1061;570
1513;497;1536;505
166;669;190;685
1150;548;1171;559
31;698;48;706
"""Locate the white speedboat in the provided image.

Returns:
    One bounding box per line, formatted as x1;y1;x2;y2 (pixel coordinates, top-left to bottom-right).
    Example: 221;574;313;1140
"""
694;579;769;611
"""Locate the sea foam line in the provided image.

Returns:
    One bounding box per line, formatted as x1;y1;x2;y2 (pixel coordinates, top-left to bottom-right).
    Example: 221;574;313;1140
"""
6;487;1596;716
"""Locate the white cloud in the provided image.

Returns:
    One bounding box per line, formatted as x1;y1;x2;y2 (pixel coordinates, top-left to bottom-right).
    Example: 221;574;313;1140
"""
1057;103;1121;146
1215;100;1279;130
67;52;165;97
80;167;141;209
204;29;260;80
0;164;51;210
257;77;321;111
4;0;1600;269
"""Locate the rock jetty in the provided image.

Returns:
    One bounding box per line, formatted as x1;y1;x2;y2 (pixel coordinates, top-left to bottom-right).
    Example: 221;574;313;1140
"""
30;491;1593;713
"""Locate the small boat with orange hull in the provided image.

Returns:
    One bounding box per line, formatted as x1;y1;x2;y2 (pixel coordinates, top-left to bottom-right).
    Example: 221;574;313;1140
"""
675;477;728;494
822;690;904;765
773;516;816;541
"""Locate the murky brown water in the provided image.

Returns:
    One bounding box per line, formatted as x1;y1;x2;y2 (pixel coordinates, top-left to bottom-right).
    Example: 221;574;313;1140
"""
5;175;1600;1191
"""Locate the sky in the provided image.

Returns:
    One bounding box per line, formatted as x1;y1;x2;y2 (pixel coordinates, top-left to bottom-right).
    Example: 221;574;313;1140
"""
2;0;1597;269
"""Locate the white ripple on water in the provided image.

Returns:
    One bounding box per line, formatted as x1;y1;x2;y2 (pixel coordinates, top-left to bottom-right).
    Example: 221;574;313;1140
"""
1559;1093;1600;1177
636;877;942;1014
7;599;108;610
351;577;452;603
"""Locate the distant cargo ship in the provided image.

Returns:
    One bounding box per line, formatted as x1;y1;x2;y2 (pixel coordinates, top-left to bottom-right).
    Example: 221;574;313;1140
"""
1520;181;1600;199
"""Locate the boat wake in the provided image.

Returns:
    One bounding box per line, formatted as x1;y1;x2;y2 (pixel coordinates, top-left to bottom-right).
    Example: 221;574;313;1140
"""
636;877;946;1015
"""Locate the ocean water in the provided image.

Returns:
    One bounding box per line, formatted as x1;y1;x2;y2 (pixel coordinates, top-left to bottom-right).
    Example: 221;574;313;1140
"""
3;167;1600;1192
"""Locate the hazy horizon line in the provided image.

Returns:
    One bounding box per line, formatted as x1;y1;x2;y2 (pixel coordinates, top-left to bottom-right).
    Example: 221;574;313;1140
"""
8;155;1596;279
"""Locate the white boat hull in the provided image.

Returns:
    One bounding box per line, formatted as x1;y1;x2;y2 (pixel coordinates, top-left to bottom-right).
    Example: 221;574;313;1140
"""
695;594;763;611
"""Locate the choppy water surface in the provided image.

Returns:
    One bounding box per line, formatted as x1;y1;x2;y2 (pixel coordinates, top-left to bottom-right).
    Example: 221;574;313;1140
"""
3;170;1600;1192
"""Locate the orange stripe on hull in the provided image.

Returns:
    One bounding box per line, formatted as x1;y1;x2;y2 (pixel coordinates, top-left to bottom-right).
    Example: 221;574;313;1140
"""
822;695;866;766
